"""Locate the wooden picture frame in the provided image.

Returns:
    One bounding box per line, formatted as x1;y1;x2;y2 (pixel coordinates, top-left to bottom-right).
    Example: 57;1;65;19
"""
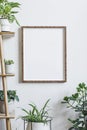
21;26;67;83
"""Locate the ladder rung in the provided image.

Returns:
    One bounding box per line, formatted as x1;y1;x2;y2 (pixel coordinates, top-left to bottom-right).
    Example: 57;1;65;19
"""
0;32;15;37
0;74;15;76
0;113;15;119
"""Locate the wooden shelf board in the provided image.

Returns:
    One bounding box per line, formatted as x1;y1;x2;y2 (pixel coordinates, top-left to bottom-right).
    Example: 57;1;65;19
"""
0;74;15;76
0;32;15;37
0;113;15;119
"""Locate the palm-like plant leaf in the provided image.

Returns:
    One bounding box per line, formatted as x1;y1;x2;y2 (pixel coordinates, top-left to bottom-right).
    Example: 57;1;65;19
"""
20;99;51;123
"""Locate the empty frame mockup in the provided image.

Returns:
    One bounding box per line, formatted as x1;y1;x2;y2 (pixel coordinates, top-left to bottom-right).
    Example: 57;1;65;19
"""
22;26;67;83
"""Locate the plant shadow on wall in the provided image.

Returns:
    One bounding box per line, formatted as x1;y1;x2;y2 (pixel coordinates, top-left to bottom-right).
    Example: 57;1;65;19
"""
62;83;87;130
52;99;70;130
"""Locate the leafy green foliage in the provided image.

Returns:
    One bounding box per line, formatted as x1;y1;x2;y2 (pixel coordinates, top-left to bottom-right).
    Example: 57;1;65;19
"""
0;90;19;102
62;83;87;130
20;99;51;124
4;59;14;65
0;0;20;25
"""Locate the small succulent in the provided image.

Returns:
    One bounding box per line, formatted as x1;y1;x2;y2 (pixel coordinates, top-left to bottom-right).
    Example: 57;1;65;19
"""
4;59;14;65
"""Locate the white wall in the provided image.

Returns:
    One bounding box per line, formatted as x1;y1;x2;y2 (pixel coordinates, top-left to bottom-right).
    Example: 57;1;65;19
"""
1;0;87;130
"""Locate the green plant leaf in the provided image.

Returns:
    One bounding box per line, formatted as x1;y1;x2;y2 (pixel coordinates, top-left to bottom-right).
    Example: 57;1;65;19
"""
0;0;20;25
20;99;51;123
62;82;87;130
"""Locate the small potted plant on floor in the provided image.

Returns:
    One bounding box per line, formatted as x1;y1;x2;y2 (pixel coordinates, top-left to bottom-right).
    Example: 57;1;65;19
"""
0;90;19;114
20;99;52;130
0;0;20;31
4;59;14;74
61;82;87;130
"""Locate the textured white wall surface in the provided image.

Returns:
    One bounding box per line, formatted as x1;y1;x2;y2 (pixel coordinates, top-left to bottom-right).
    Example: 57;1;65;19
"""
0;0;87;130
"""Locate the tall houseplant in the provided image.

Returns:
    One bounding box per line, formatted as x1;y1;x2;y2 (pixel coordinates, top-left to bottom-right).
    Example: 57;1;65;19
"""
0;0;20;31
20;99;52;130
62;83;87;130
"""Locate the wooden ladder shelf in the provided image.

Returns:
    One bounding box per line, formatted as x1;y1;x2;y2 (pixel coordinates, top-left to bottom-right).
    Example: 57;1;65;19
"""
0;32;15;130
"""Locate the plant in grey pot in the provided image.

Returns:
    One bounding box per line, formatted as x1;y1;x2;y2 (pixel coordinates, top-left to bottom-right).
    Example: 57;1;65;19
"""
4;59;14;74
62;83;87;130
0;0;20;31
0;90;19;114
20;99;52;130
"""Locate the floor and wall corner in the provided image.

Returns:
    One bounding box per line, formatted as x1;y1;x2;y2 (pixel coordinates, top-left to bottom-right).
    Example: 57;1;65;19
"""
0;0;87;130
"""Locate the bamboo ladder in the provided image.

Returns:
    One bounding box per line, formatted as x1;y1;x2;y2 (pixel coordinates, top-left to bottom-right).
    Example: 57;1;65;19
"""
0;31;15;130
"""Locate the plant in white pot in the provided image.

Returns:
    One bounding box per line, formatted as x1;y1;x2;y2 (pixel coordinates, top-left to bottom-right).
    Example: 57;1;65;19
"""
20;99;52;130
4;59;14;74
0;90;19;114
0;0;20;31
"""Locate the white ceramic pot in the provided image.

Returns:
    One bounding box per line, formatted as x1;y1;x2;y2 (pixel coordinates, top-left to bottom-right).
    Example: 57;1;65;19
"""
26;122;51;130
5;64;14;74
0;18;11;32
0;101;15;115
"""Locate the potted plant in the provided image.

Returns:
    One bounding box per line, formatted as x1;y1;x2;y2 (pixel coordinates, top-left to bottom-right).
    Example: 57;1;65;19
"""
4;59;14;74
0;0;20;31
20;99;52;130
0;90;19;114
61;82;87;130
